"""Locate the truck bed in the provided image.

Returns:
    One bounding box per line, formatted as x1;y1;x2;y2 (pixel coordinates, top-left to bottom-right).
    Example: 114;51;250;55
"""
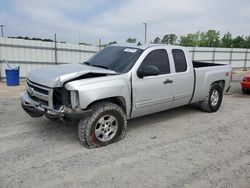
193;61;226;68
191;61;232;104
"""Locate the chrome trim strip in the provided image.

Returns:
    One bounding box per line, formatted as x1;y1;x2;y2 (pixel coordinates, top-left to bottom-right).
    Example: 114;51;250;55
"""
26;80;54;108
27;79;50;91
31;90;49;101
174;92;192;100
48;89;54;109
135;96;173;109
26;81;49;101
21;91;59;113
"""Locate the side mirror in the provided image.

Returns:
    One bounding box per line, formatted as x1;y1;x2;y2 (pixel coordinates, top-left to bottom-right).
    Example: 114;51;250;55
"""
137;65;160;78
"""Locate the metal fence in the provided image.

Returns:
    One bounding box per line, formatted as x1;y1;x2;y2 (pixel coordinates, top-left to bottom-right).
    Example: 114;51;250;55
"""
187;47;250;68
0;37;99;80
0;37;249;80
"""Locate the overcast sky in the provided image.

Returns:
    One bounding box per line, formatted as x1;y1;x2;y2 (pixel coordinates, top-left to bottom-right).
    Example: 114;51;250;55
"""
0;0;249;45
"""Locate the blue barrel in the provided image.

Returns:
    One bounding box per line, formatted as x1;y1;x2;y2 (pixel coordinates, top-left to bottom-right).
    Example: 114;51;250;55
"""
5;67;20;86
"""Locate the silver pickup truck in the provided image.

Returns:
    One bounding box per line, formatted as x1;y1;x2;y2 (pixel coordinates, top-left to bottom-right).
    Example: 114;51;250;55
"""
21;44;232;148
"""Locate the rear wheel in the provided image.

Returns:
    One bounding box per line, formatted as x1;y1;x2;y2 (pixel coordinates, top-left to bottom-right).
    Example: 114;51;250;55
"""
200;83;223;112
78;102;127;148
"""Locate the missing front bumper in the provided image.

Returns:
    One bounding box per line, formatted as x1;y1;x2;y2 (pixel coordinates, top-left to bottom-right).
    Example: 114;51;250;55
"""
20;91;91;120
21;103;44;117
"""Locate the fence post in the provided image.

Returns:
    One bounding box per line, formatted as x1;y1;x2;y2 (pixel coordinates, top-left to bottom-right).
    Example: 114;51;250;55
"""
0;61;2;81
98;39;101;51
54;33;58;64
243;49;248;71
0;45;2;80
212;48;216;63
192;47;195;61
229;48;233;65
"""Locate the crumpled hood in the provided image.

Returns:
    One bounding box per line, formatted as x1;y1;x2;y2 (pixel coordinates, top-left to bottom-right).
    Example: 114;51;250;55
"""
27;64;117;87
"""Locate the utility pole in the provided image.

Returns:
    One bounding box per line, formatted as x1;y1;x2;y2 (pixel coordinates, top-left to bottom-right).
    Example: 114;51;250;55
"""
143;23;147;43
0;25;4;37
54;33;58;64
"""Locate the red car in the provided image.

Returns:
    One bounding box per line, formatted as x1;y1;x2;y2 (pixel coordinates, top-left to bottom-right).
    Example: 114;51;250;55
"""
241;73;250;94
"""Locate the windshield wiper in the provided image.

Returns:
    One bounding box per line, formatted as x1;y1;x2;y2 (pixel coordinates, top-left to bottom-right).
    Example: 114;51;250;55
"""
82;61;90;65
82;62;114;72
90;64;110;70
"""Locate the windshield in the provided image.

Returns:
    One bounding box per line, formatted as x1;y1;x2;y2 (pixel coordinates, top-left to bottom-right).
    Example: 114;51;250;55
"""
85;46;143;73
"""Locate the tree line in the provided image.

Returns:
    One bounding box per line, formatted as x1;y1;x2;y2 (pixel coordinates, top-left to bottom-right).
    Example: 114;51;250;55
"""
124;30;250;48
8;36;66;43
7;30;250;48
93;31;250;48
152;30;250;48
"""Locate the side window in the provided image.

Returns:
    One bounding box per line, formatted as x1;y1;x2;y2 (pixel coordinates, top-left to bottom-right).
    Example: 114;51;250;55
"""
172;49;187;73
139;49;170;75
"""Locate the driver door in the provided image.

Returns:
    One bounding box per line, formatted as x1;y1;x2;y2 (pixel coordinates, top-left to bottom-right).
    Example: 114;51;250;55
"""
131;49;174;118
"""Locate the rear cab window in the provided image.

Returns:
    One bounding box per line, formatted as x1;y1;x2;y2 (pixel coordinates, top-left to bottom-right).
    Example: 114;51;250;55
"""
172;49;188;73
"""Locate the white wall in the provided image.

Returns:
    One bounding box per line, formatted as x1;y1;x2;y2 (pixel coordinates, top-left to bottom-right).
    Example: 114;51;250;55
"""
0;37;249;80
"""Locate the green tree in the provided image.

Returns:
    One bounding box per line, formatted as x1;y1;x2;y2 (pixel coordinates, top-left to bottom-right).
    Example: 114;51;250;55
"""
198;32;207;47
220;32;233;48
244;36;250;48
79;42;92;46
126;38;137;43
179;33;199;46
108;41;117;45
232;36;245;48
161;34;177;45
199;30;220;47
207;30;220;47
153;37;161;44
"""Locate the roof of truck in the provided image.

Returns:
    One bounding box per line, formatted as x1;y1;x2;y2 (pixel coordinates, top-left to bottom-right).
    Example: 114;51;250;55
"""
112;43;183;50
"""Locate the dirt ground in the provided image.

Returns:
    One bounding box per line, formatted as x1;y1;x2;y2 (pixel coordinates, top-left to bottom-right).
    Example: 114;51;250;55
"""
0;73;250;188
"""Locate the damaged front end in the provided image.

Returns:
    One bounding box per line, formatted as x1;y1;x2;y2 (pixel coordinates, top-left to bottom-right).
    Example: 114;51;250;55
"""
21;64;117;121
20;80;91;121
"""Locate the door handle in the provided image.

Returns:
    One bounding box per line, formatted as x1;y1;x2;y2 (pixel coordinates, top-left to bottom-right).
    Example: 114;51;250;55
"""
163;79;173;84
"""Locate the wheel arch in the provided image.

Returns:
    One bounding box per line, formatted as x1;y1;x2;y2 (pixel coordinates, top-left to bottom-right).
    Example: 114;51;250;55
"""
86;96;127;116
211;80;225;91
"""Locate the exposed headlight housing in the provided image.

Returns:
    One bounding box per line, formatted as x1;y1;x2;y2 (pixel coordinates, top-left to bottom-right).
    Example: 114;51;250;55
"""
70;90;80;110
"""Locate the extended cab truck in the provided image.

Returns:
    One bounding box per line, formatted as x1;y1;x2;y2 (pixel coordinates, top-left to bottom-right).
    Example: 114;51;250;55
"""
20;44;232;148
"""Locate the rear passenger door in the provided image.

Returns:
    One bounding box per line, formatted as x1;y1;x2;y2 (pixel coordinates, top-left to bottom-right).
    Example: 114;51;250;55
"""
171;49;194;108
131;49;174;118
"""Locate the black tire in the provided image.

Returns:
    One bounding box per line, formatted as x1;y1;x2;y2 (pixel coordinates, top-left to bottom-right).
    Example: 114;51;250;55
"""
45;114;59;121
199;83;223;113
78;102;127;148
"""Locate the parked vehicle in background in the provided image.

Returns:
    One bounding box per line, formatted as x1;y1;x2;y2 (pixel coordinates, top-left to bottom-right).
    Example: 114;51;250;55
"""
20;44;232;148
241;72;250;94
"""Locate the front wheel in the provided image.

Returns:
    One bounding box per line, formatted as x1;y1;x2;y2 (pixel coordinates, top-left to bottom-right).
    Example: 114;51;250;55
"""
78;102;127;148
199;83;223;112
45;113;59;121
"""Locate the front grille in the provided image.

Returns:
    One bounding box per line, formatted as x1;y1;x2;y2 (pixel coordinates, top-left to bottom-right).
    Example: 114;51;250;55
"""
26;79;53;108
27;81;49;95
27;92;49;106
